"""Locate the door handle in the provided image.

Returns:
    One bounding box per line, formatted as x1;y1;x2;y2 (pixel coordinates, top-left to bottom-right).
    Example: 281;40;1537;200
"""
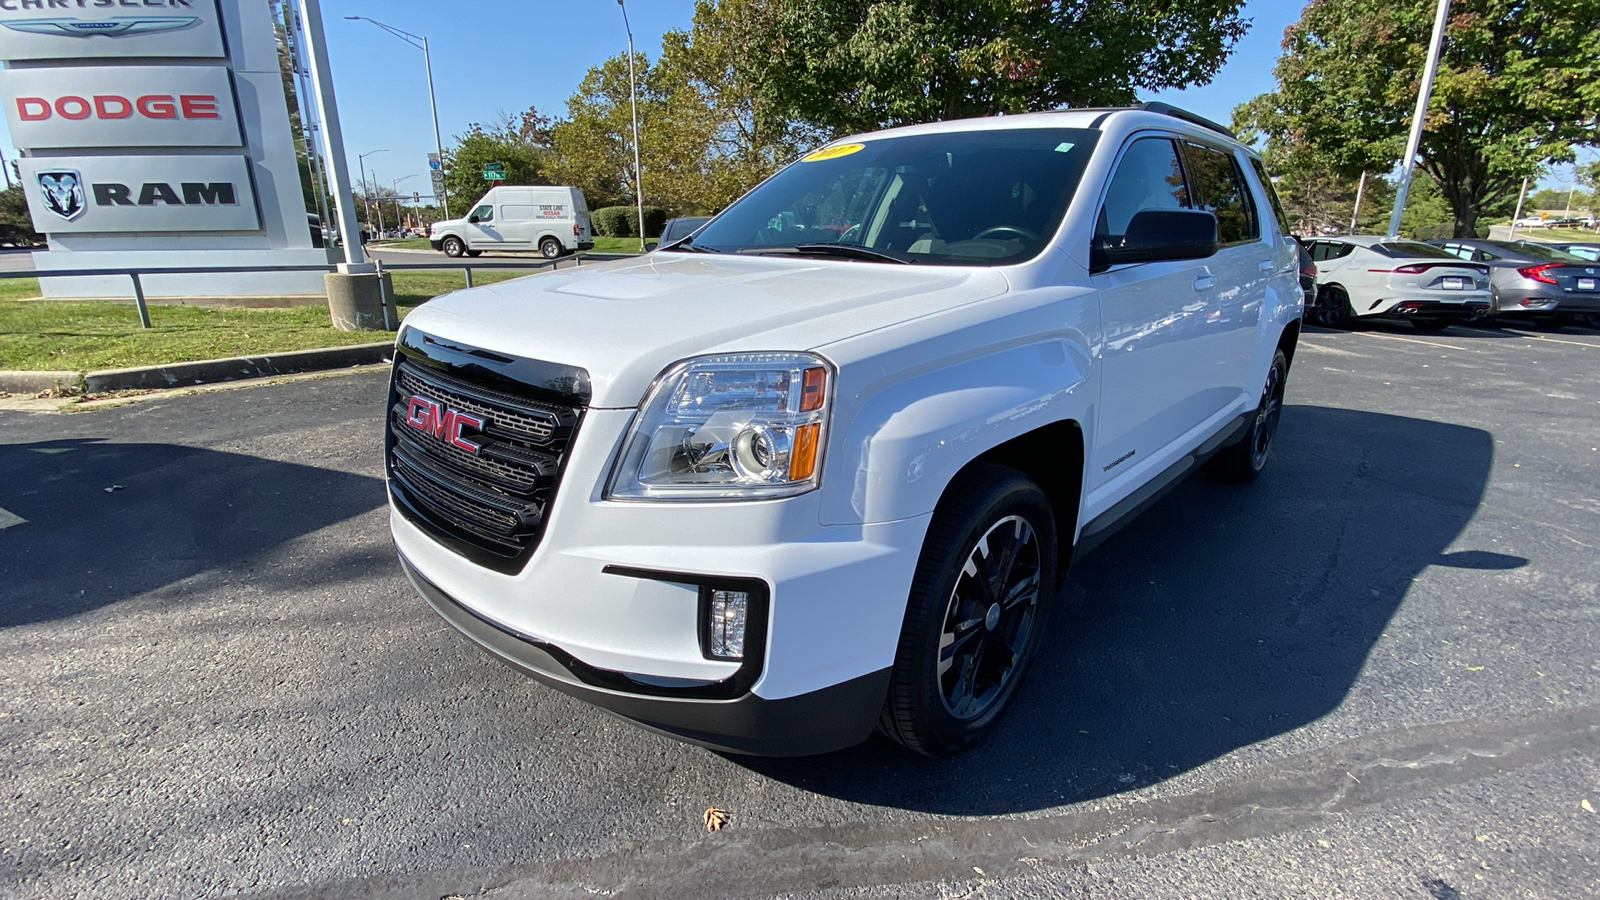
1258;259;1274;272
1193;275;1214;291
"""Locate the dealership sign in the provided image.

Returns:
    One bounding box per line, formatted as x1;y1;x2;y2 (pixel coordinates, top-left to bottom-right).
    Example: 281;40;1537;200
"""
0;64;240;147
0;0;224;60
19;154;259;233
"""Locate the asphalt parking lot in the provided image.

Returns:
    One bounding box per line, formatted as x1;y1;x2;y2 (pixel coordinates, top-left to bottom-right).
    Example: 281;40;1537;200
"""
1;319;1597;899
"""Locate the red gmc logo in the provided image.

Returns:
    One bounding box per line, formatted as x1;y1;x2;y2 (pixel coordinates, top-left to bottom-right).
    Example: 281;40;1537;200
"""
405;395;484;453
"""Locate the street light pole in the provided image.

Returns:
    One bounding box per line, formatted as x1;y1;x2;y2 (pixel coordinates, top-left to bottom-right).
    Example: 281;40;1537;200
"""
357;148;387;238
346;16;451;218
618;0;645;252
1386;0;1452;238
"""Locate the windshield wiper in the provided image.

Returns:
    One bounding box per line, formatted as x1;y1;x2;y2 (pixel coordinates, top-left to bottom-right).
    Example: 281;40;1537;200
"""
744;243;913;264
661;235;720;253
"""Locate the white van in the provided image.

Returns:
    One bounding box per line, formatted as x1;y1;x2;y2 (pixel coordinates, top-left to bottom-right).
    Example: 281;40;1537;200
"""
429;186;593;259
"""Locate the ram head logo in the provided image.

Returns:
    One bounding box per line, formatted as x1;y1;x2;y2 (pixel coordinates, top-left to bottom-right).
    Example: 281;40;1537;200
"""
37;170;86;222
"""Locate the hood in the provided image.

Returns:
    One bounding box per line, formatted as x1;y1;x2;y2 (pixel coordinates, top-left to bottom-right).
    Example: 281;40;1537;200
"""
400;253;1009;408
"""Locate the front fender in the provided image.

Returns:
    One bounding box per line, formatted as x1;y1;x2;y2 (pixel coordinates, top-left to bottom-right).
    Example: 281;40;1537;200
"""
820;338;1094;526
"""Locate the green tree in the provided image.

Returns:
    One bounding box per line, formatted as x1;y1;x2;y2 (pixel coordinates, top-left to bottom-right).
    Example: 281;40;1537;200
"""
0;184;42;245
1239;0;1600;238
441;109;555;212
730;0;1248;136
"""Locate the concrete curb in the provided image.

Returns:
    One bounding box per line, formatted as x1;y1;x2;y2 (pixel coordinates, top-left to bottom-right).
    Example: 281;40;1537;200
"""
0;342;398;396
0;370;79;394
79;341;393;393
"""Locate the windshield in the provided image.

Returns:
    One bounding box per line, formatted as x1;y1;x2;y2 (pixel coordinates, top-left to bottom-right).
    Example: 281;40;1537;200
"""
675;128;1100;266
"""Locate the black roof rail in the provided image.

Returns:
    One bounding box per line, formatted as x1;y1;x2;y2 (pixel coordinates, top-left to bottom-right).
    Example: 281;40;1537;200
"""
1135;102;1235;140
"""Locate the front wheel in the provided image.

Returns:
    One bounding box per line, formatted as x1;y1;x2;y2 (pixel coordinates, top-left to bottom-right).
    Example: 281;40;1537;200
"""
539;237;564;259
440;236;466;258
1207;348;1288;483
878;465;1056;757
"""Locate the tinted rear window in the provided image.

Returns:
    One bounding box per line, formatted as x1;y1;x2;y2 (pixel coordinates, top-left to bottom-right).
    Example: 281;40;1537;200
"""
1503;242;1585;262
1378;242;1457;259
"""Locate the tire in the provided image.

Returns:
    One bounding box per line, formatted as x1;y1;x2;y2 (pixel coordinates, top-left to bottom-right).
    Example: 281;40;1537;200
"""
878;465;1057;757
441;236;466;258
1410;318;1450;332
539;237;564;259
1311;285;1351;328
1207;348;1288;483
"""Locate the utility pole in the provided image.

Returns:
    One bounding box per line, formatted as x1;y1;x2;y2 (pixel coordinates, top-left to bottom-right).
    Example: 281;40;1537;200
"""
1386;0;1452;238
619;0;645;252
1508;177;1530;239
1350;172;1367;234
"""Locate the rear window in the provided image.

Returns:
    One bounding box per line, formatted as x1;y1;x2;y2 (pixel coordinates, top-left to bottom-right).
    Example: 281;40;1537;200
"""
1377;242;1457;259
1503;242;1585;262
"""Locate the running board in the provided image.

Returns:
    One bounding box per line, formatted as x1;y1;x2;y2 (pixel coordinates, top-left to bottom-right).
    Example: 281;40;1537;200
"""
1072;412;1250;563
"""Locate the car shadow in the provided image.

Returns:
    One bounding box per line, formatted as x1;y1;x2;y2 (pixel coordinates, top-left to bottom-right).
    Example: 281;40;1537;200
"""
736;405;1507;814
0;438;384;628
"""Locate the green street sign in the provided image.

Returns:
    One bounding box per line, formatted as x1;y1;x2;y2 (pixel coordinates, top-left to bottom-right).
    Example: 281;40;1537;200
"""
482;162;506;181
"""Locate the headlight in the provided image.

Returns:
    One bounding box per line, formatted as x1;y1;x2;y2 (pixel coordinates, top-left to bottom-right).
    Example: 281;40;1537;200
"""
607;352;832;500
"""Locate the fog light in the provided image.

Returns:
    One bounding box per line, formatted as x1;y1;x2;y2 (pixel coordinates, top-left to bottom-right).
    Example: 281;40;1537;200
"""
707;589;748;660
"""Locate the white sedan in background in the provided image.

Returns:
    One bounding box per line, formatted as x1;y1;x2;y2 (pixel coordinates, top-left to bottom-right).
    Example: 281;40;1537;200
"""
1304;236;1492;331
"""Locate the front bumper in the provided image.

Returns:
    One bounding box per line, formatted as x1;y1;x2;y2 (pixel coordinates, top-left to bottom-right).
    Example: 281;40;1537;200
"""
401;554;890;755
429;237;444;251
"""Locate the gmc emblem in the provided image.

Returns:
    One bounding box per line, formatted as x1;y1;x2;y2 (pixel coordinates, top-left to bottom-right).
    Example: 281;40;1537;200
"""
405;394;484;453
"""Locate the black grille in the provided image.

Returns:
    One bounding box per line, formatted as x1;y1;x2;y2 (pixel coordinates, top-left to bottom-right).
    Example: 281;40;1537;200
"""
387;345;585;572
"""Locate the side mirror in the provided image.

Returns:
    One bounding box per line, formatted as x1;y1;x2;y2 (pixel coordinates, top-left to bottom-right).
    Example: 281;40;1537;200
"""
644;241;659;251
468;214;480;224
1095;209;1219;269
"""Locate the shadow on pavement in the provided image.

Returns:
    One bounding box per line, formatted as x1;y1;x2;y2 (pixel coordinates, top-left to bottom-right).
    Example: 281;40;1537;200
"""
740;405;1508;814
0;438;384;627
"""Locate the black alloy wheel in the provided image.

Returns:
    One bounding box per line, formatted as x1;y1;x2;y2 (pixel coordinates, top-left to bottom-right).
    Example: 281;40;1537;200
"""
879;465;1056;756
1311;286;1350;327
1208;348;1288;482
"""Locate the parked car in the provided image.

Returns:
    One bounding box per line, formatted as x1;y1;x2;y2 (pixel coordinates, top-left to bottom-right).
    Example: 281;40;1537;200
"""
387;103;1303;757
429;185;593;259
1430;238;1600;328
1303;236;1490;331
649;215;712;251
1514;216;1548;228
1295;239;1316;306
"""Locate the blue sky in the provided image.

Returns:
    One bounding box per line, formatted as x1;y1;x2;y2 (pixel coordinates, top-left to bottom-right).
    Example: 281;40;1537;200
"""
2;0;1583;200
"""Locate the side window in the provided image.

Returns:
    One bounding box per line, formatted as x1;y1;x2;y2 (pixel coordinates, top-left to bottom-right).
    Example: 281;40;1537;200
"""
1476;250;1497;261
472;204;494;222
1309;242;1331;262
1183;142;1258;244
1335;243;1355;259
1248;157;1291;237
1095;137;1190;244
1441;244;1470;260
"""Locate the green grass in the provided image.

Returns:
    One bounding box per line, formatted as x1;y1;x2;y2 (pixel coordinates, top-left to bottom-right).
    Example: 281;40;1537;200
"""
372;237;433;250
1518;226;1599;244
0;277;41;301
0;270;527;373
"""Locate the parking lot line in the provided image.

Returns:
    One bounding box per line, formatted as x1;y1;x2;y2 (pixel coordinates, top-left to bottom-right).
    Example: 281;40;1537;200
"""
1349;331;1470;351
1298;341;1367;358
1517;334;1600;350
0;507;24;530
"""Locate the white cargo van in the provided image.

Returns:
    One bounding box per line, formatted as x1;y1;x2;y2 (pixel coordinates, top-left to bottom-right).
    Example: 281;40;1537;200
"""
429;186;593;259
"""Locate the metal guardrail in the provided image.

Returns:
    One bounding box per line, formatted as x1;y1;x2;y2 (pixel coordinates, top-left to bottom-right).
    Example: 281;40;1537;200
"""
0;252;631;329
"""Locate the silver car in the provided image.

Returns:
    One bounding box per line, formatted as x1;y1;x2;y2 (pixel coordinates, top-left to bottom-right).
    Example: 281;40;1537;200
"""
1305;236;1491;331
1431;239;1600;328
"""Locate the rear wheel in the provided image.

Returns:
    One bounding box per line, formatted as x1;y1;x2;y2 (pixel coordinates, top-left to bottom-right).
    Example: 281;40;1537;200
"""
1208;348;1288;483
878;465;1056;757
441;236;466;258
1312;286;1351;328
540;236;564;259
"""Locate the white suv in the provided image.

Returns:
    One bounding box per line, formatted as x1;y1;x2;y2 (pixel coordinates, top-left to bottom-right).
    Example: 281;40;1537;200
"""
386;104;1304;756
